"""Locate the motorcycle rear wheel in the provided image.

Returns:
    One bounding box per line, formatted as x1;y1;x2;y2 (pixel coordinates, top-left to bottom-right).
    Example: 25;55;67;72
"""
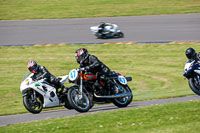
112;85;133;108
189;78;200;96
23;94;43;114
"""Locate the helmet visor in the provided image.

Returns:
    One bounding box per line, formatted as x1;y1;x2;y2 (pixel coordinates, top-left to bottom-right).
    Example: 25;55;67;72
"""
28;65;38;73
186;54;192;59
75;54;83;63
186;52;196;59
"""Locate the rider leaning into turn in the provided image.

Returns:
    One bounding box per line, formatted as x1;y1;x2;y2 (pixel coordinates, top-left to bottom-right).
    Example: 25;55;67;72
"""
98;22;115;34
185;47;200;63
75;48;117;94
27;61;67;94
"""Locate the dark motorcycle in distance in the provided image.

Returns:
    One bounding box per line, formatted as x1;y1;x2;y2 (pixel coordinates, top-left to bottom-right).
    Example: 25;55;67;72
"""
67;68;133;113
183;59;200;95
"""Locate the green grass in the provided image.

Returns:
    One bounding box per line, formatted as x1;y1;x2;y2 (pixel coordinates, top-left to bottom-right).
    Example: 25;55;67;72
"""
0;0;200;20
0;42;199;115
1;100;200;133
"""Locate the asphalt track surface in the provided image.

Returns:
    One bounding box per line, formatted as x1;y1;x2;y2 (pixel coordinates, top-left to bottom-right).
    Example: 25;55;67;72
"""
0;95;199;127
0;13;200;46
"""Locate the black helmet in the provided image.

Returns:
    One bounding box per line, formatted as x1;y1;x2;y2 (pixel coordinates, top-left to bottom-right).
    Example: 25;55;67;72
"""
75;48;89;64
27;60;39;73
99;22;106;27
185;47;196;59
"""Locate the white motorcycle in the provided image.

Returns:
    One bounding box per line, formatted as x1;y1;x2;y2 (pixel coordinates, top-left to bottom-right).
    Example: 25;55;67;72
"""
20;72;72;114
90;23;124;39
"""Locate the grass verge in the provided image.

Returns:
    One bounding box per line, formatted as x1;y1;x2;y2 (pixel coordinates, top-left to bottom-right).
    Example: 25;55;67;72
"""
1;100;200;133
0;0;200;20
0;42;199;115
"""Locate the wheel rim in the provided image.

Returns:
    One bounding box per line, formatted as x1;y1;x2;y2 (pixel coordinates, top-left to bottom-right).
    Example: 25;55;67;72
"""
26;95;42;111
70;89;89;110
115;86;132;105
193;77;200;91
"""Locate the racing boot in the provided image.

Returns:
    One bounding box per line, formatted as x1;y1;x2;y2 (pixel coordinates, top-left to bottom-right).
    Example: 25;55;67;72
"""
57;82;68;96
61;85;68;94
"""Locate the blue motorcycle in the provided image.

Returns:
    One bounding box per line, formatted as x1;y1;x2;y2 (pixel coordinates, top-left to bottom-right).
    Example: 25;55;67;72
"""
183;59;200;95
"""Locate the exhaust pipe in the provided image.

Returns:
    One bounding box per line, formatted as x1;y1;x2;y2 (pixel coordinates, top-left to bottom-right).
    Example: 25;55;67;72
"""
94;92;132;99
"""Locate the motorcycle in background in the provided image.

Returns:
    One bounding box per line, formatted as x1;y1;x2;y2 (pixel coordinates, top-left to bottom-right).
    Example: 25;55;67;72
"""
183;59;200;95
20;72;72;114
90;23;124;39
67;68;133;113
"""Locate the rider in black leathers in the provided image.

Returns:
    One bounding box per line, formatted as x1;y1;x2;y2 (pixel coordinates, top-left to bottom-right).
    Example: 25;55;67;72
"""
185;48;200;63
98;22;106;34
75;48;116;93
27;61;67;93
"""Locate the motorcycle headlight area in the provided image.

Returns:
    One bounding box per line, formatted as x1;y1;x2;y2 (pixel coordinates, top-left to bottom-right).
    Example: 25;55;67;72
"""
69;69;79;82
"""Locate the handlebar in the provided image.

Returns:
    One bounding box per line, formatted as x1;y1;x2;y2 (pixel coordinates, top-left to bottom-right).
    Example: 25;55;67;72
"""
126;77;132;82
77;67;86;72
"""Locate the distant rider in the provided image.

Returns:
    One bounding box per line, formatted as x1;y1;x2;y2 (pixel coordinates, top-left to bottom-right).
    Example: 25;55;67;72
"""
185;47;200;63
75;48;117;94
27;61;67;94
98;22;118;35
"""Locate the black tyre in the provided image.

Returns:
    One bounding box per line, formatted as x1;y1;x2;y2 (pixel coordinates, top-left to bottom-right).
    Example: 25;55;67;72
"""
62;96;74;110
67;87;91;113
112;85;133;108
23;94;43;114
189;78;200;96
114;32;124;38
64;103;74;110
95;33;104;39
118;32;124;38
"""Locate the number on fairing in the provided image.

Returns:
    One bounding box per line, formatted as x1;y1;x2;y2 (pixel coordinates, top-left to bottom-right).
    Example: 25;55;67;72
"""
69;69;78;81
118;75;127;85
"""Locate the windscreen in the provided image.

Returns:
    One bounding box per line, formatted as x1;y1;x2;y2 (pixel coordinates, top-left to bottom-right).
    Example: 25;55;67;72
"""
22;72;32;81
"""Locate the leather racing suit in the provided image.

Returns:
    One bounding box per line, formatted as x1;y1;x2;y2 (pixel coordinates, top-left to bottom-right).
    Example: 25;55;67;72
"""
31;65;65;91
195;52;200;63
80;54;114;92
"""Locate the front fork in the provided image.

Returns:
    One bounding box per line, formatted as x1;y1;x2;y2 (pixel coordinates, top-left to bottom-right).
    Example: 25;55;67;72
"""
79;77;83;99
113;80;124;93
31;90;37;101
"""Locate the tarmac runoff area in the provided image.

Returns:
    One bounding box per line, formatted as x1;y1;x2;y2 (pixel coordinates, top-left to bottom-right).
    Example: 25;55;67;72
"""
0;95;200;127
0;14;200;46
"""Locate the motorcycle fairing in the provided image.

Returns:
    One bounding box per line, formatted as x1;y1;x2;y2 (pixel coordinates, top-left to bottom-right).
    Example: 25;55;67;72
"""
20;73;66;108
183;60;200;77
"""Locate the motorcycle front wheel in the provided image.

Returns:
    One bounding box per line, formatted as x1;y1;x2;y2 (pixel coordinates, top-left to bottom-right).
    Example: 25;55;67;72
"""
112;85;133;108
189;77;200;96
67;88;91;113
23;92;43;114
